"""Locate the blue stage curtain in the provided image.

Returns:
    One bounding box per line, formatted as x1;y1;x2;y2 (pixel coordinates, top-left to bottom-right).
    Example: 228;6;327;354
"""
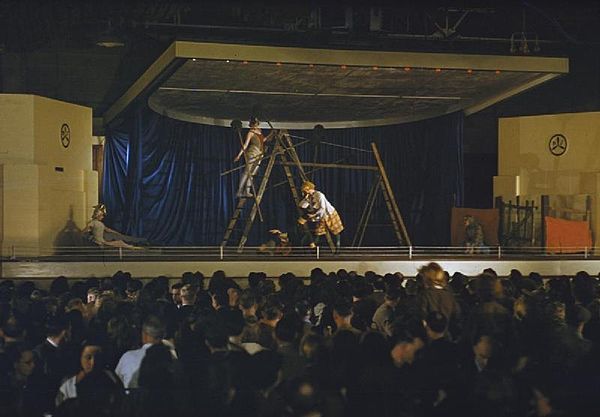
103;107;463;246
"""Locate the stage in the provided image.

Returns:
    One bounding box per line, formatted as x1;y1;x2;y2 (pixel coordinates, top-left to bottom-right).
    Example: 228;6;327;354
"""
2;247;599;282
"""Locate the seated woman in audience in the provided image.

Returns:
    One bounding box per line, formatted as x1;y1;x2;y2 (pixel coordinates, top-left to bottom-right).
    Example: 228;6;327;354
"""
55;339;105;407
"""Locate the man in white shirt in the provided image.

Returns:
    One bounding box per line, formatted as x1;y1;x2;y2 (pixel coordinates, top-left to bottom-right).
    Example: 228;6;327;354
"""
115;315;166;390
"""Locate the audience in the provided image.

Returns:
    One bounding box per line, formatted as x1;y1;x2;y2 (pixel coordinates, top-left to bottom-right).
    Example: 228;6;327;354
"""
1;264;600;416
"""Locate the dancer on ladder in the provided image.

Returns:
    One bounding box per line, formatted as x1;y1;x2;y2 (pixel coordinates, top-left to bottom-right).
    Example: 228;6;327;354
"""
297;181;344;252
234;116;277;198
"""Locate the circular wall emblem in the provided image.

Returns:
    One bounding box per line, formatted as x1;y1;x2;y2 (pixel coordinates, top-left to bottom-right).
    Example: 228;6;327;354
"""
548;134;567;156
60;123;71;148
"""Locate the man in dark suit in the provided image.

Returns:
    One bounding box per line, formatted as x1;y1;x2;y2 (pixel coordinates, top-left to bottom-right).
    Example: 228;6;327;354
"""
33;315;70;414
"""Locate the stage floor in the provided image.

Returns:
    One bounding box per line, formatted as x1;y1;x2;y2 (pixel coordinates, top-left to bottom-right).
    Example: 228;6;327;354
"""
2;247;599;280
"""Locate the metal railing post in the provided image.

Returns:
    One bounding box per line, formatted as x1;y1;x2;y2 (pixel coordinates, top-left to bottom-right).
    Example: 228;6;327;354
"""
316;246;320;260
497;246;502;259
584;247;588;259
118;247;123;260
220;246;224;260
409;246;413;260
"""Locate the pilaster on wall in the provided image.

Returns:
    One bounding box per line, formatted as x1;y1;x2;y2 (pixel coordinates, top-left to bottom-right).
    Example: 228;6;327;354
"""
0;164;40;255
0;94;98;255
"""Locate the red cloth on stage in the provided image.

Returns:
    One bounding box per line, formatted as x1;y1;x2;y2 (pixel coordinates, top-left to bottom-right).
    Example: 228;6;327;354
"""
545;216;592;253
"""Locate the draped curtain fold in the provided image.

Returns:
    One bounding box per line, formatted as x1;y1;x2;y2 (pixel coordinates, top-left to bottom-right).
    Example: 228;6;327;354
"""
103;106;463;246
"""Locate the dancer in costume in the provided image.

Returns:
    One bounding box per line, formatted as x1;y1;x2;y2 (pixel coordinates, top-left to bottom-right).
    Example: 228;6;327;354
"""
297;181;344;252
234;116;276;198
85;204;145;249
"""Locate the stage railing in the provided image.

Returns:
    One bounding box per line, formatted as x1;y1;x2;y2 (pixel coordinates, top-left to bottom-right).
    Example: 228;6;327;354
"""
1;245;599;261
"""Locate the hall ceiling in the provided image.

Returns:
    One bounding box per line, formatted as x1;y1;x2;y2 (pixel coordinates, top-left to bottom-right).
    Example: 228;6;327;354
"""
105;41;568;129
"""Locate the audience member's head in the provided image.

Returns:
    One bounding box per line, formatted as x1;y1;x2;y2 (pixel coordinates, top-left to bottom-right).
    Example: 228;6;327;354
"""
204;319;228;351
73;338;105;378
227;287;240;308
179;284;197;306
211;291;229;310
46;315;70;344
87;287;100;304
275;315;302;344
472;333;494;371
300;333;327;363
222;308;245;339
141;315;166;344
7;342;36;381
261;301;283;326
390;321;425;367
423;311;448;339
170;282;183;306
384;287;402;306
332;300;353;328
418;262;446;289
50;276;70;297
239;290;258;316
476;274;502;303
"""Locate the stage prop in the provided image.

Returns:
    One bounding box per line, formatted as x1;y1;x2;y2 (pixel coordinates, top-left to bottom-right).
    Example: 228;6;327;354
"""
542;194;593;253
544;216;592;254
495;196;537;247
220;127;411;252
0;94;97;255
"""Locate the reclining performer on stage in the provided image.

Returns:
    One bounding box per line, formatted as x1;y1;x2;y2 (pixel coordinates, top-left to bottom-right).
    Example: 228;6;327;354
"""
234;116;277;198
297;181;344;252
85;204;144;249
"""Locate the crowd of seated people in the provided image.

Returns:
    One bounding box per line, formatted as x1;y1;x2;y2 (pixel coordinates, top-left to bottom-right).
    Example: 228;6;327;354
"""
0;265;599;417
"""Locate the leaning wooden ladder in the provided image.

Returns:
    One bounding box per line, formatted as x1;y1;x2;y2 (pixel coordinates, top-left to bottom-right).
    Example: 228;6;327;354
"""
221;132;336;252
352;143;412;247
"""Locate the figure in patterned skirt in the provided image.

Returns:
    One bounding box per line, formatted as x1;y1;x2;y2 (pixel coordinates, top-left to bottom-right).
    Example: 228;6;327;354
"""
297;181;344;252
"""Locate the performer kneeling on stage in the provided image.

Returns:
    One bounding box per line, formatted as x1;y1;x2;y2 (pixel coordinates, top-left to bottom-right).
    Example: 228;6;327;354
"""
85;204;145;249
463;214;485;254
297;181;344;252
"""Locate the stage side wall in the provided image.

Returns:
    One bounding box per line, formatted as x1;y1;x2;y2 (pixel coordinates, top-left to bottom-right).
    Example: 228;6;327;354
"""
0;94;97;255
494;111;600;247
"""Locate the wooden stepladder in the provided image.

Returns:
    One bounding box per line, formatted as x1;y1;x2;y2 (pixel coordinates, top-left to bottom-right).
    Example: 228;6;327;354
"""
221;131;336;253
351;143;412;247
